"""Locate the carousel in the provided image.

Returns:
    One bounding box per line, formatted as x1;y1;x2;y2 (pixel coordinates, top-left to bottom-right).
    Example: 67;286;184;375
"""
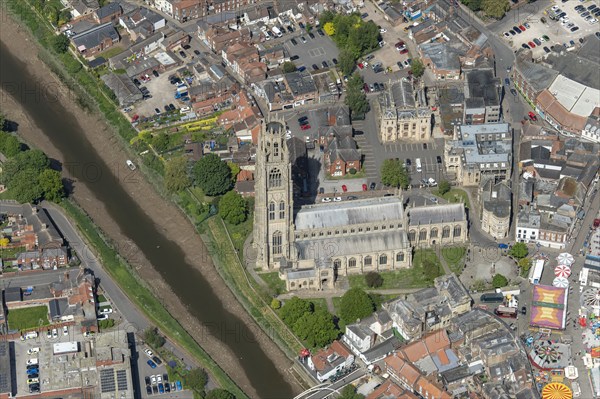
541;382;572;399
556;253;575;267
580;288;600;317
530;340;568;369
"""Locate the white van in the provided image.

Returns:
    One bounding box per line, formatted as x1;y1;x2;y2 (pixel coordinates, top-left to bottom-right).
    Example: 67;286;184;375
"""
21;331;38;340
27;358;38;366
180;106;191;114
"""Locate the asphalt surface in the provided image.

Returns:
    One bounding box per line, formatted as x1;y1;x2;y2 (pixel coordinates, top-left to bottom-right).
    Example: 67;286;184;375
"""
0;200;212;394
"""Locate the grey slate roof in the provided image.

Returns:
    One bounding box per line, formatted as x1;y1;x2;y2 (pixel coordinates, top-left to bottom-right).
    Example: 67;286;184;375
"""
407;203;466;226
419;42;463;70
19;204;63;249
3;287;21;303
465;69;500;107
95;2;121;20
285;71;317;96
295;197;404;230
327;136;360;164
295;231;410;262
72;22;119;51
101;73;142;106
515;57;559;93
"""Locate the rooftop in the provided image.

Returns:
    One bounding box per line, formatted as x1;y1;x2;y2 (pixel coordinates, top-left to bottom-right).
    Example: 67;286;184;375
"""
407;203;466;226
295;196;404;230
465;69;500;107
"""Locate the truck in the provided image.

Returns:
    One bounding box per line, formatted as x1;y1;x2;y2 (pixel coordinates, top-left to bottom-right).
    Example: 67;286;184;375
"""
271;26;283;38
494;305;517;318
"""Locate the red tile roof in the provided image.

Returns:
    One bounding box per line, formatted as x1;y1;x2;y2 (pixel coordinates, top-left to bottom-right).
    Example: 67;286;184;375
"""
366;380;418;399
423;330;450;354
310;340;352;372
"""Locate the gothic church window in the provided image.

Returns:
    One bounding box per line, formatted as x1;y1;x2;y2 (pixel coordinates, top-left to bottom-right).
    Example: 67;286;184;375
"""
272;231;282;255
269;168;282;188
269;202;275;220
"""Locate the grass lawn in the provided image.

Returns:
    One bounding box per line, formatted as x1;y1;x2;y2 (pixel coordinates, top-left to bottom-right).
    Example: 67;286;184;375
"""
97;294;108;303
310;298;329;312
224;203;254;256
0;246;27;259
441;246;467;276
8;306;49;330
98;46;125;59
434;188;470;209
349;250;442;290
259;272;287;295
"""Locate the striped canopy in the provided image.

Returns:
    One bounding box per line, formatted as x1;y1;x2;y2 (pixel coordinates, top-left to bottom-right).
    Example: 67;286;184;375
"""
541;382;572;399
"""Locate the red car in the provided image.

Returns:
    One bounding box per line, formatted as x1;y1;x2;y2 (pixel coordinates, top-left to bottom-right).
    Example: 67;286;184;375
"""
519;25;526;31
362;184;368;191
528;41;536;48
131;114;140;122
300;124;311;130
395;41;405;49
357;63;364;69
528;111;537;121
363;83;370;93
399;48;409;54
342;185;348;192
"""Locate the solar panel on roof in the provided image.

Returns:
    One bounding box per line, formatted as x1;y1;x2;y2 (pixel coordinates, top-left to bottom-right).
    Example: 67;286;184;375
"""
100;368;116;393
116;369;128;391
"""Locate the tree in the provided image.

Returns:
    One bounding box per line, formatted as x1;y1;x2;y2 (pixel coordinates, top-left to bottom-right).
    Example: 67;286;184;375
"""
438;180;451;195
143;327;166;348
1;149;49;187
152;133;170;152
0;132;23;157
279;297;313;327
218;191;248;225
192;153;232;196
164;156;191;193
518;257;532;273
38;169;64;202
183;368;208;396
323;21;335;36
227;162;241;183
338;49;356;76
423;259;441;281
380;159;409;189
344;74;369;117
338;385;365;399
509;242;529;259
0;237;10;248
410;58;425;78
206;389;236;399
365;271;383;288
339;288;375;324
293;308;339;348
51;34;70;53
270;299;281;309
282;61;297;73
319;10;336;27
482;0;510;19
492;273;509;288
10;169;44;204
58;9;71;26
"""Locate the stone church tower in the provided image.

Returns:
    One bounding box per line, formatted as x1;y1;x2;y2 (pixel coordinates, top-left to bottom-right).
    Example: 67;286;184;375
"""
253;119;295;270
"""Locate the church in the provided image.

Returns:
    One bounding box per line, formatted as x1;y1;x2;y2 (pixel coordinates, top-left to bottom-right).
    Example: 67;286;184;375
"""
253;119;469;291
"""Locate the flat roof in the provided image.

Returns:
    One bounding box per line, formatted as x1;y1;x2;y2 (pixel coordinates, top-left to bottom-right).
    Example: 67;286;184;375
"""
549;75;600;116
53;341;79;354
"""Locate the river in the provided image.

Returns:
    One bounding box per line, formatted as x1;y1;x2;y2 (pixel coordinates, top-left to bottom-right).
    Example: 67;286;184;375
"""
0;41;295;399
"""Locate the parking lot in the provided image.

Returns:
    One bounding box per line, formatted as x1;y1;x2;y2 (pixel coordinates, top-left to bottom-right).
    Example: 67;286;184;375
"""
495;0;599;57
136;346;191;398
285;30;340;73
15;326;96;396
131;69;192;119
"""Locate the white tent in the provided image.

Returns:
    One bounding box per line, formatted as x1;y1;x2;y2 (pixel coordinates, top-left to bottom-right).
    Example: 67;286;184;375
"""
556;252;575;266
553;276;569;288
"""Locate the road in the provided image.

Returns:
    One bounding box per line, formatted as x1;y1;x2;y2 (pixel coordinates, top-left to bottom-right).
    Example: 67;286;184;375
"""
0;201;213;391
293;368;366;399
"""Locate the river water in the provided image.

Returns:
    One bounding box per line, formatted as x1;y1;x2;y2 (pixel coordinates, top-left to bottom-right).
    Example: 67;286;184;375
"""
0;42;294;399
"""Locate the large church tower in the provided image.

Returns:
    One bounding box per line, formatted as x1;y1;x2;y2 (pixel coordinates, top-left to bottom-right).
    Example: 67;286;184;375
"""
253;118;295;270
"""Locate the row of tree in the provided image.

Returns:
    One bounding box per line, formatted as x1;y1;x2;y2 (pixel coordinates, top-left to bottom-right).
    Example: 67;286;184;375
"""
162;152;249;225
0;119;65;204
344;73;370;119
461;0;511;19
319;11;381;76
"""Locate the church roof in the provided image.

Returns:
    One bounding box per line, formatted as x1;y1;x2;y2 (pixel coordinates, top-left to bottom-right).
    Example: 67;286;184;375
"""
407;203;466;226
294;197;404;230
295;230;410;262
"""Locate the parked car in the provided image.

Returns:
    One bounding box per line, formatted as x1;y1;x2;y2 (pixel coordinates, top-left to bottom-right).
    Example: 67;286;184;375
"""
543;46;551;53
510;88;518;96
322;61;328;68
362;184;368;191
179;51;187;58
528;111;537;121
301;36;307;43
146;385;153;395
291;38;298;45
521;306;527;315
437;156;442;164
332;58;338;65
571;26;580;32
361;12;368;18
147;360;157;369
321;197;332;203
300;124;311;130
144;349;154;358
312;64;319;70
528;41;536;48
533;38;542;46
513;26;521;33
152;356;162;365
370;182;376;190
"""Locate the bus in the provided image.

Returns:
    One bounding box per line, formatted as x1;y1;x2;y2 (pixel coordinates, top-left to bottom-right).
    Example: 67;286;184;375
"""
528;259;544;284
415;158;422;172
494;306;517;318
480;293;504;303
